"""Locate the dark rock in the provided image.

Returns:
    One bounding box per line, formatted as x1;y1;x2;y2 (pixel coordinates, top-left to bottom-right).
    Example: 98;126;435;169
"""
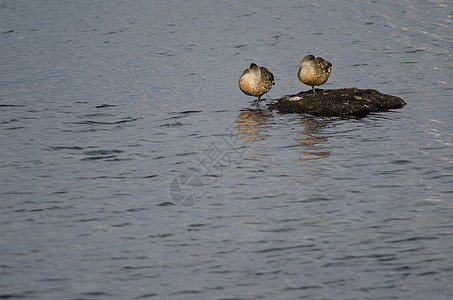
268;88;406;116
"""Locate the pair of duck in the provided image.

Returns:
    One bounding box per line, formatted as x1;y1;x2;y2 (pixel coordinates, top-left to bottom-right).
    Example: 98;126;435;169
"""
239;54;332;103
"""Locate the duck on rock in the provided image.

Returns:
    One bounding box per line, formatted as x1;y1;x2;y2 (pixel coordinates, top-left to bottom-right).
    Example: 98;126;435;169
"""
298;55;332;93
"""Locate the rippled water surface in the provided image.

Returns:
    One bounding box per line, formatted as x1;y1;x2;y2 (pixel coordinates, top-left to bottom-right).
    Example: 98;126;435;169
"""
1;0;452;299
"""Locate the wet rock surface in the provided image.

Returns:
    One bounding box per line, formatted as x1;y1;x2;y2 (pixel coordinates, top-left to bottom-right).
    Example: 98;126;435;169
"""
268;88;406;116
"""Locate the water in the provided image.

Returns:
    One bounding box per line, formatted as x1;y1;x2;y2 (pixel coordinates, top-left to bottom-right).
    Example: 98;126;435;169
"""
1;0;452;299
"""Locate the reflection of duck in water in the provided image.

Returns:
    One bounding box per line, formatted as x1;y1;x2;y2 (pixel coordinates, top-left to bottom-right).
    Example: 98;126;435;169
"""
296;117;330;162
239;63;274;104
298;55;332;93
237;107;271;143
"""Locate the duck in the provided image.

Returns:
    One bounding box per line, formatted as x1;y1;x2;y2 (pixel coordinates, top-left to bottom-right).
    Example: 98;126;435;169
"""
239;63;274;104
298;55;332;93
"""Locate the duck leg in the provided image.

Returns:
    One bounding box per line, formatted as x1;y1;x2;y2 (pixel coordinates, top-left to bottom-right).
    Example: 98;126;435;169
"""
255;96;262;105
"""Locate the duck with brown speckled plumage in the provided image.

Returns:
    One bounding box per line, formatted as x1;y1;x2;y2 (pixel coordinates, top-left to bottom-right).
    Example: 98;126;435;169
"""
298;54;332;93
239;63;274;104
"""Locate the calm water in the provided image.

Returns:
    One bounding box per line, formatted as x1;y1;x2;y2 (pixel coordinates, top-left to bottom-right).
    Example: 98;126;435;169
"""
1;0;452;299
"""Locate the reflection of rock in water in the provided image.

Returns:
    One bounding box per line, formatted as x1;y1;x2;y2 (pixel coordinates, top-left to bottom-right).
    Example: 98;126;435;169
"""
293;117;332;200
236;108;272;143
